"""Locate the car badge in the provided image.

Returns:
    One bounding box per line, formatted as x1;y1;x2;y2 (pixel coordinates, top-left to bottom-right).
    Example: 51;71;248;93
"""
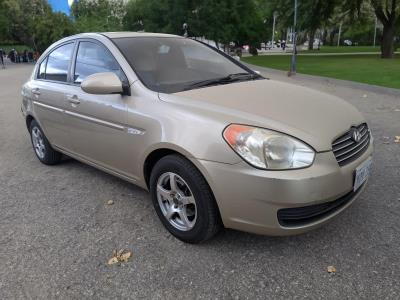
351;128;362;143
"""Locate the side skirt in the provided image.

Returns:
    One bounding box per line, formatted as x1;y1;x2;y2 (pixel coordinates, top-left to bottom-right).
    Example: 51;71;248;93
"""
53;145;149;191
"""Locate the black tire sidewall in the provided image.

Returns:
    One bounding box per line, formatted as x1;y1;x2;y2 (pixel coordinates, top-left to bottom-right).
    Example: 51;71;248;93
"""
150;155;217;243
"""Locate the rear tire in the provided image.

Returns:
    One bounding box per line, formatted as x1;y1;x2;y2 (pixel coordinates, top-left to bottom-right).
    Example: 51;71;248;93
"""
29;120;62;165
150;154;221;243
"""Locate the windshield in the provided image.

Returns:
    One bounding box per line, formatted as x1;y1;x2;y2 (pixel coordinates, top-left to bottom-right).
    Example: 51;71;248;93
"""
113;37;254;93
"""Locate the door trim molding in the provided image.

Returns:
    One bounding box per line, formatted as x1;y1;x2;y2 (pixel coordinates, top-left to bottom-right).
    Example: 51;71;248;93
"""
64;110;125;131
33;101;63;113
33;100;126;131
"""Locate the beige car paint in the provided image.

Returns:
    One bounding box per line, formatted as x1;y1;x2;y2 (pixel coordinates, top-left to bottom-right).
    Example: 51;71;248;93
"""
81;72;123;94
21;32;373;236
166;79;365;152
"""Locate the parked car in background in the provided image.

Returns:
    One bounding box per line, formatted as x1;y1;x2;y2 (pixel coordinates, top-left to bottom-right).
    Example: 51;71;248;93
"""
21;32;373;243
344;40;353;46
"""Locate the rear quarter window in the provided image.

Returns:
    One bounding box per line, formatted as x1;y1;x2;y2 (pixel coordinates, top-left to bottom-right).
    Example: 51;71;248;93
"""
37;57;47;79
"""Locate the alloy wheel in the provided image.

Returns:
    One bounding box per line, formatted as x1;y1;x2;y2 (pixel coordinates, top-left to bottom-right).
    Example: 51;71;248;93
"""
156;172;197;231
31;127;46;159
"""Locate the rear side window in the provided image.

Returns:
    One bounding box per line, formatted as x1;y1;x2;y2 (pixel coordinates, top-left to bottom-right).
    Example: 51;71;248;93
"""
74;41;124;84
45;43;74;82
38;57;47;79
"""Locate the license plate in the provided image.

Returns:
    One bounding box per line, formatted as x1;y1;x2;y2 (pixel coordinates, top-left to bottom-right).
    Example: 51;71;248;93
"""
354;157;372;191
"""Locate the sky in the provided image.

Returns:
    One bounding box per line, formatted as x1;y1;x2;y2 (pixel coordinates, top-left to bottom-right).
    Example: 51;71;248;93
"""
48;0;73;14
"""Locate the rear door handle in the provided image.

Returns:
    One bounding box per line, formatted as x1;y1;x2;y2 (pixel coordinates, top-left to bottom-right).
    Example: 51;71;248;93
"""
66;94;80;105
31;88;41;96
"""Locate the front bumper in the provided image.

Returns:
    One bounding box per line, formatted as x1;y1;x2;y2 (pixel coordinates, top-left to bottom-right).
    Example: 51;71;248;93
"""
193;142;373;236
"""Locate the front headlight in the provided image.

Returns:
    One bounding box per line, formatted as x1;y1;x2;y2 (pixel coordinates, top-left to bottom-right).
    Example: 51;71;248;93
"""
223;124;315;170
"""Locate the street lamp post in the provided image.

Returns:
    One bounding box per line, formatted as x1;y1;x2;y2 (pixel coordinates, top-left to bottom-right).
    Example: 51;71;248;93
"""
373;17;377;47
271;12;278;48
263;19;268;49
289;0;297;76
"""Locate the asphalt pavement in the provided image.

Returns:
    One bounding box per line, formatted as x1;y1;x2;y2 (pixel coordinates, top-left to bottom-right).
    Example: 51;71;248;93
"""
0;63;399;299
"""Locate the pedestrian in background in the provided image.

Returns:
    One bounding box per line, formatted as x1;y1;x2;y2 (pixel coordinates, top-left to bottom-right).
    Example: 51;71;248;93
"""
28;51;34;62
0;48;5;68
281;40;286;51
8;49;15;63
23;50;28;63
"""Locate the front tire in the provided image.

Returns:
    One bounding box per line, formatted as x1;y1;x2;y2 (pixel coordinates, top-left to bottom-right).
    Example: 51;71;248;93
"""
29;120;62;165
150;155;221;243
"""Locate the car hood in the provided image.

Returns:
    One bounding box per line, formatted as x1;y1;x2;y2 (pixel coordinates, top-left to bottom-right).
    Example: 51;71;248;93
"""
159;79;365;152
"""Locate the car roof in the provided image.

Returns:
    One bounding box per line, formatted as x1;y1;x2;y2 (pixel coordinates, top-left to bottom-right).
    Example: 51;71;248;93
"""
101;32;180;39
65;32;181;40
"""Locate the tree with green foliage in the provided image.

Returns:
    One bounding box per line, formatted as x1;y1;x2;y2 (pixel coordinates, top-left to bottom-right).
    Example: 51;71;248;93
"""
33;11;76;52
370;0;399;58
347;0;399;58
264;0;339;50
123;0;264;50
71;0;126;32
1;0;75;52
302;0;339;50
0;1;12;43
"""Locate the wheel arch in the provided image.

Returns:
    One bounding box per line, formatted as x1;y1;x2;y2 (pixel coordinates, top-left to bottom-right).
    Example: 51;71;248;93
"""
143;148;188;189
142;145;215;195
26;114;35;130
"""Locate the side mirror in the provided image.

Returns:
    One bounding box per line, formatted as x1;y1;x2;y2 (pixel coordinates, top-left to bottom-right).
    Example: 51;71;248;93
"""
81;72;123;95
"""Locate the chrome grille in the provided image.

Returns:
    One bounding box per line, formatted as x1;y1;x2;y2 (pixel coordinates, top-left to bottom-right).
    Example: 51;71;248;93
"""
332;123;370;166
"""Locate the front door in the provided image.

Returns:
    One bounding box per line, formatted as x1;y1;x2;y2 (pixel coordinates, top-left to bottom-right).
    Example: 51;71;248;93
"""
64;40;133;177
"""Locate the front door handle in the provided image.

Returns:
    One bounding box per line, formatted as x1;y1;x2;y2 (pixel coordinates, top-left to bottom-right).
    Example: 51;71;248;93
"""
66;94;80;105
31;88;41;96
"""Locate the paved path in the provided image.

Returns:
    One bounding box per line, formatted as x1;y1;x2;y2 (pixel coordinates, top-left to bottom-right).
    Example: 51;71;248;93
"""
0;65;399;299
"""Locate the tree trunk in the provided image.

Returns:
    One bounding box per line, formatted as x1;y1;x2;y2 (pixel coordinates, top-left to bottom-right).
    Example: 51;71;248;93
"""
328;30;335;46
308;30;316;50
380;23;395;58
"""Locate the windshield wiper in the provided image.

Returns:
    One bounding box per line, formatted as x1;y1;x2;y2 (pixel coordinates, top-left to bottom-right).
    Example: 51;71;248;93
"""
184;72;262;91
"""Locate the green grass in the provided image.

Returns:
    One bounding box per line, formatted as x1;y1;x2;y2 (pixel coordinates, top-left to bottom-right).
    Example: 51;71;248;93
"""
242;54;400;89
304;46;385;53
0;45;32;53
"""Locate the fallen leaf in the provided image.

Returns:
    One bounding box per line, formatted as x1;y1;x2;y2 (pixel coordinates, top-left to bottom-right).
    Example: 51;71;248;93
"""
106;200;114;205
120;251;132;262
117;249;124;256
107;249;133;265
107;257;119;265
395;136;400;143
327;266;336;273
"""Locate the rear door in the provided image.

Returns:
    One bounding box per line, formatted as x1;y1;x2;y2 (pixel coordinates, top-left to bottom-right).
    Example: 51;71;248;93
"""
31;42;75;151
64;39;133;176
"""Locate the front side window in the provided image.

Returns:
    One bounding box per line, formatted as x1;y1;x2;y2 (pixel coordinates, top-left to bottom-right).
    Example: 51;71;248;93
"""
45;43;74;82
113;37;253;93
74;41;124;84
